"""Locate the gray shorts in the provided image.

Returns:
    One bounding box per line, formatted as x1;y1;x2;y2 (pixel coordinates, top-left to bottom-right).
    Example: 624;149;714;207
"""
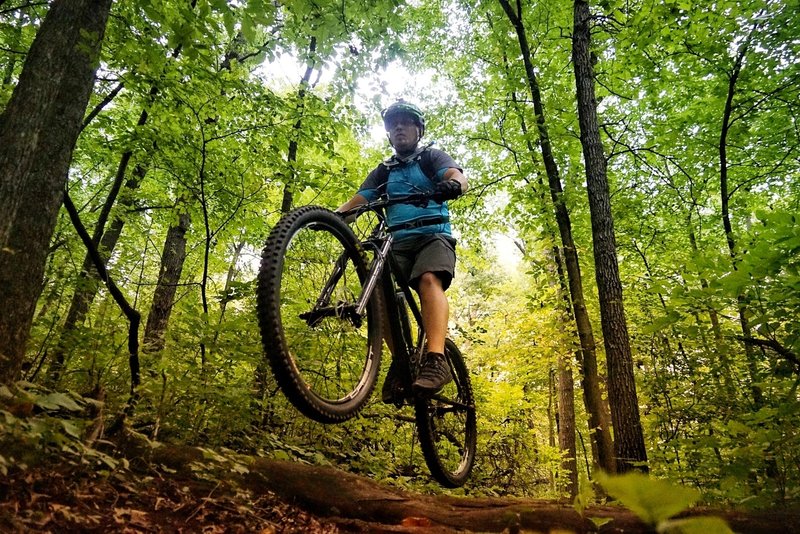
391;234;457;290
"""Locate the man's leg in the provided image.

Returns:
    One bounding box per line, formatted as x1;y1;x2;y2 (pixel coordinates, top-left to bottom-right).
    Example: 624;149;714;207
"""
414;271;452;393
417;271;448;354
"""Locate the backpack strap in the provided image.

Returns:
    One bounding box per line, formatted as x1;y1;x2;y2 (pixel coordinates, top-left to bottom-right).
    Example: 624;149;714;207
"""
374;144;438;188
418;149;437;182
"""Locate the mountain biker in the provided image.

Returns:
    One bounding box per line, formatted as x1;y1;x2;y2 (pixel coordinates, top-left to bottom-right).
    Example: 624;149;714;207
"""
337;99;468;403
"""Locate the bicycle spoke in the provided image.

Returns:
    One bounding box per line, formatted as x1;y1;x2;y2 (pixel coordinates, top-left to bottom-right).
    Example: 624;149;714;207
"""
257;207;382;423
415;339;477;487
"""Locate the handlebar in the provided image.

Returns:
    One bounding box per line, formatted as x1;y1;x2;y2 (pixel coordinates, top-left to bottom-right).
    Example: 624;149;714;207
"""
339;192;446;220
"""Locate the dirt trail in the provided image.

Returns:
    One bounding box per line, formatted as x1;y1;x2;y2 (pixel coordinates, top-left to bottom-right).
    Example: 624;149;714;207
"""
2;440;797;533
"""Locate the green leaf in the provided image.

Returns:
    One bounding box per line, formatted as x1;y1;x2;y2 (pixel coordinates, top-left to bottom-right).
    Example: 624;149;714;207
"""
657;516;734;534
35;393;83;412
573;472;595;515
726;420;750;436
99;454;119;469
241;17;256;43
596;472;700;525
589;517;614;528
231;462;249;474
60;420;82;439
272;450;291;461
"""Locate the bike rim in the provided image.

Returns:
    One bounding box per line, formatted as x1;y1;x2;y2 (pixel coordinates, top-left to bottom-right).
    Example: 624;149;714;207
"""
278;220;376;404
423;378;476;481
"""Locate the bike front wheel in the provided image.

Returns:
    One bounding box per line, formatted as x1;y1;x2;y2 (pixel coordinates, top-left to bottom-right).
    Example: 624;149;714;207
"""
257;206;382;423
415;339;477;487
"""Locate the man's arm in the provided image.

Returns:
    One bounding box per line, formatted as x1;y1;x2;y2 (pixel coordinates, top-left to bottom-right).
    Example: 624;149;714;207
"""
336;193;368;214
442;167;468;194
429;148;468;195
335;193;368;223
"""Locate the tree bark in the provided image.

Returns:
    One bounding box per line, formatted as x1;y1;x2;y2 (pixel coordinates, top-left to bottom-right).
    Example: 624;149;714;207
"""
142;211;191;356
572;0;647;471
499;0;615;473
0;0;113;383
557;349;578;497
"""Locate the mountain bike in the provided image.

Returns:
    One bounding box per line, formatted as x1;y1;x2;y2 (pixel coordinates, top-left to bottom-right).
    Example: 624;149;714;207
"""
256;192;477;487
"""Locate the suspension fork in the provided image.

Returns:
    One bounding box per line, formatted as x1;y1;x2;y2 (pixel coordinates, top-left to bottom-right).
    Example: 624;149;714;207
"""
355;234;393;316
313;251;350;310
303;228;390;328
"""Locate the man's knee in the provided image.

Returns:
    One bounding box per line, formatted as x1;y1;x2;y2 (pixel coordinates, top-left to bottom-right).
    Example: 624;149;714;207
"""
417;271;444;292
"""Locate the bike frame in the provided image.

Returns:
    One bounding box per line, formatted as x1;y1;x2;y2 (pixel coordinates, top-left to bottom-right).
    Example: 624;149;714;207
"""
337;194;439;383
374;221;427;370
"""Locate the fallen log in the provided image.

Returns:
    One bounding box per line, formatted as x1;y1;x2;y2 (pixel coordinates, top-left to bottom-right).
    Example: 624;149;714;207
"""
143;441;799;533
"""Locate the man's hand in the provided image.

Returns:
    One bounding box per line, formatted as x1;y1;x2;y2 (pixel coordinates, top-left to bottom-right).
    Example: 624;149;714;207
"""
336;194;368;224
335;210;357;224
434;180;462;201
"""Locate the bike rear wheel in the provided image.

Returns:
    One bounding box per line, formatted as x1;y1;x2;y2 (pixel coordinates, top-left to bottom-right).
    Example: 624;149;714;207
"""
415;339;477;487
257;206;382;423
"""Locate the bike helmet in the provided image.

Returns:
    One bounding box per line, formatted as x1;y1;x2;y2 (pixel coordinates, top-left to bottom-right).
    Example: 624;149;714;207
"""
381;99;425;137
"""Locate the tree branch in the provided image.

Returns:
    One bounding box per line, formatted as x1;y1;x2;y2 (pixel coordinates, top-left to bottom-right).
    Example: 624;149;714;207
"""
62;190;142;398
0;2;49;16
81;81;124;133
736;336;800;369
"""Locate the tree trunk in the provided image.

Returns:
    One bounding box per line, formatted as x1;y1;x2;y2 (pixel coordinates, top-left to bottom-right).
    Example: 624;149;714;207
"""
0;0;113;383
718;28;763;408
572;0;647;471
547;369;556;489
557;350;578;497
499;0;615;474
48;162;147;385
280;37;317;213
142;211;191;356
138;441;796;534
216;241;245;331
546;243;579;497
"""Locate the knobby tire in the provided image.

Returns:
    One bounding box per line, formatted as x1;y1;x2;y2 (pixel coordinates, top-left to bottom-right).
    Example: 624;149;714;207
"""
256;207;382;424
415;339;477;487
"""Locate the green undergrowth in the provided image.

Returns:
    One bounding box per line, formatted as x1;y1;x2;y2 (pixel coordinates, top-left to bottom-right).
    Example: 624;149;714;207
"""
0;381;124;477
580;471;735;534
0;380;778;534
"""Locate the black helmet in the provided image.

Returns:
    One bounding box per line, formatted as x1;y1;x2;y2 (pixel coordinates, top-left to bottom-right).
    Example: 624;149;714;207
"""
381;99;425;137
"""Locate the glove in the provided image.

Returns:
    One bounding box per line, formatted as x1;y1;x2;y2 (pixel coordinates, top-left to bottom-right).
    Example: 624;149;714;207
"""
434;180;462;201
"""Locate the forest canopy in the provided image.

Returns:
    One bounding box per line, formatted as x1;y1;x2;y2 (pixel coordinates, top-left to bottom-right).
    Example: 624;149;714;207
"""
0;0;798;512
